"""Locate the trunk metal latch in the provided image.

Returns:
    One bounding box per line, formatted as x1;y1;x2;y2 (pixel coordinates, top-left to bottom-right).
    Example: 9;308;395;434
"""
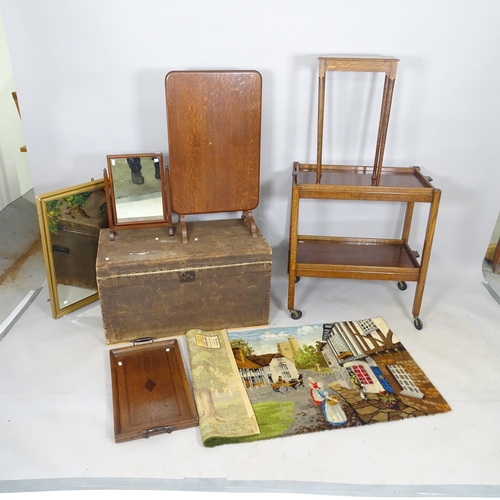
178;271;196;283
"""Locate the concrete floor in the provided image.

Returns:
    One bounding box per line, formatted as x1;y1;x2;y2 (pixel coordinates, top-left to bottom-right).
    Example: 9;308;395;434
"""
0;190;45;335
1;194;500;499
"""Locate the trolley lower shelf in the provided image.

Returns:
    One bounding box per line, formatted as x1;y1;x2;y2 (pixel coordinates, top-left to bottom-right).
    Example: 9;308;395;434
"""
294;237;420;280
288;237;422;327
288;238;424;328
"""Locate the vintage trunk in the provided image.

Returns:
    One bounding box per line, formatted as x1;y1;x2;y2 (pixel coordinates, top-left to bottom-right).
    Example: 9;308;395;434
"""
109;338;198;443
96;218;272;344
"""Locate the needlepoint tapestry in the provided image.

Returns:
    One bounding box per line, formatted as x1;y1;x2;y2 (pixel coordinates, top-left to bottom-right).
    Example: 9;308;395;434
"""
185;317;451;447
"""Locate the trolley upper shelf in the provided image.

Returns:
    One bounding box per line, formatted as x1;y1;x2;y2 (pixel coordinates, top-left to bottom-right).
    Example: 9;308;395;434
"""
293;163;439;203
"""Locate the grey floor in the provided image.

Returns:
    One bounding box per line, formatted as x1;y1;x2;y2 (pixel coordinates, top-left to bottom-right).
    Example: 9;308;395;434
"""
1;194;500;499
0;190;46;332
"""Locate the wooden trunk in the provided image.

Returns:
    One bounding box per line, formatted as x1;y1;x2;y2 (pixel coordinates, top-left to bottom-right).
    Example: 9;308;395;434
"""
96;218;272;345
109;338;198;443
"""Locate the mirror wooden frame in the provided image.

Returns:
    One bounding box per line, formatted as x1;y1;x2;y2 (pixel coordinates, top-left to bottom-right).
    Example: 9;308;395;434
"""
103;153;173;241
36;179;107;319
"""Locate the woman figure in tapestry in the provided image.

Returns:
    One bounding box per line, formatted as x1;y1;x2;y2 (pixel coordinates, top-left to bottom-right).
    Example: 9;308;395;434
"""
310;380;348;426
321;394;348;427
309;377;323;405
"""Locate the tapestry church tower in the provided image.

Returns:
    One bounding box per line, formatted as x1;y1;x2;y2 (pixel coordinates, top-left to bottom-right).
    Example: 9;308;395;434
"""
277;336;301;360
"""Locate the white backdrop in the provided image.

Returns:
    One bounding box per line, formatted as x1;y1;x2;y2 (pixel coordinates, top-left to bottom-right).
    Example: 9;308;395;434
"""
1;0;499;280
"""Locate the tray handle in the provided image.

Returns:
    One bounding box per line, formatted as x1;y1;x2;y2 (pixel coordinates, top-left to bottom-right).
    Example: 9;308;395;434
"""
142;426;173;438
132;337;154;345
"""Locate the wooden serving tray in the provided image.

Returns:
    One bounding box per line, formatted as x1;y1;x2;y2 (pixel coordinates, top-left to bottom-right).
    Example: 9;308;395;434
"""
109;339;198;443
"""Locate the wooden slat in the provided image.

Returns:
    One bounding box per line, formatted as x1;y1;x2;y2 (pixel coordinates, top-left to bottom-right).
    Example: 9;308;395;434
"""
319;56;399;78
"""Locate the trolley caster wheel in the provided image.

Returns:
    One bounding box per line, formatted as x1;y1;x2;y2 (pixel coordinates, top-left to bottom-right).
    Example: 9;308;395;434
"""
397;281;407;291
413;317;423;330
295;276;301;283
290;309;302;320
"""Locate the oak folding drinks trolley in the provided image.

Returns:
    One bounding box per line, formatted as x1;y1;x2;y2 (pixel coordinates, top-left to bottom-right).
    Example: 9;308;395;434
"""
287;56;441;329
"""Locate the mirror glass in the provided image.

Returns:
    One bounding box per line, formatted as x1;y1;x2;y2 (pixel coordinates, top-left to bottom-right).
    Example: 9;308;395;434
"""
108;155;165;224
36;179;108;319
482;211;500;304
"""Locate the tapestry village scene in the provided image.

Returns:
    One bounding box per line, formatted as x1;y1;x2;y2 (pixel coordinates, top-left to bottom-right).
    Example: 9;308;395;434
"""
226;318;451;440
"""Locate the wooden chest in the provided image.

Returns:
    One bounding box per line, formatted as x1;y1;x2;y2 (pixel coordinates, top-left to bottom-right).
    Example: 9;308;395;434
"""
96;218;272;344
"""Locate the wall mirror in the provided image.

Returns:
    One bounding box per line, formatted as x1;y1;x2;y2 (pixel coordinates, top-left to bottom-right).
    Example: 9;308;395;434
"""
36;179;108;319
103;153;173;240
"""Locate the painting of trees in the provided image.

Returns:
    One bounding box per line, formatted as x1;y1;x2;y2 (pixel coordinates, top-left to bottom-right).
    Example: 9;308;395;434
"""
294;341;328;370
229;338;254;358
